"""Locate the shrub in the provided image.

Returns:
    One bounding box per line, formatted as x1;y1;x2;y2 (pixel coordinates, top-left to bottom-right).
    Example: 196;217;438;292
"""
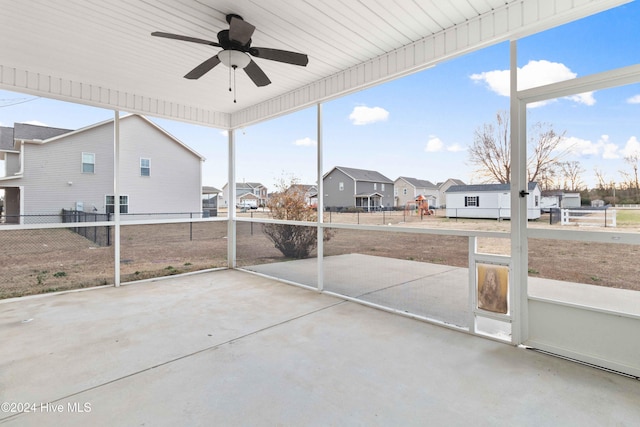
263;177;332;259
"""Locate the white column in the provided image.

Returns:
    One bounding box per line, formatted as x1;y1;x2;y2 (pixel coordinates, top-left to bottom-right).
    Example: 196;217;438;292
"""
316;103;324;292
227;129;236;268
509;40;528;343
113;111;121;287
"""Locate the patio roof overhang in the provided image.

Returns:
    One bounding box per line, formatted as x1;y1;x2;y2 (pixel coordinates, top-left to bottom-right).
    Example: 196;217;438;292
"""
0;0;629;130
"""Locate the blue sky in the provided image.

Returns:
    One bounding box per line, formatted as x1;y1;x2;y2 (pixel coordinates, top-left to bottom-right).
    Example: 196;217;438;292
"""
1;2;639;191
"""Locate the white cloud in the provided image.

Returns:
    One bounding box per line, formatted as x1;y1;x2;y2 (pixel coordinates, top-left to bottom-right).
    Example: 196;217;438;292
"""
294;137;316;147
558;136;599;156
621;136;640;158
470;60;595;107
219;130;228;137
627;94;640;104
447;143;466;153
348;106;389;125
557;134;623;160
424;136;464;153
425;136;444;152
600;135;620;160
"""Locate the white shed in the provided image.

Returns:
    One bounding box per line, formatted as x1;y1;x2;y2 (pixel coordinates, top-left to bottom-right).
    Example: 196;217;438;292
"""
445;182;541;220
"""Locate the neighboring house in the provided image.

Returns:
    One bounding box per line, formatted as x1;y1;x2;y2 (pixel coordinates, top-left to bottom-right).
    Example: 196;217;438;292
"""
394;177;439;208
436;178;466;208
445;182;541;220
0;115;204;224
288;184;318;206
202;186;221;217
221;181;268;208
323;166;394;211
540;190;581;212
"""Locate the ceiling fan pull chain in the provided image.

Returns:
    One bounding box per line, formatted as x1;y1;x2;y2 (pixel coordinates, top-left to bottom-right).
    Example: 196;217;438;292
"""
228;63;232;92
233;65;238;103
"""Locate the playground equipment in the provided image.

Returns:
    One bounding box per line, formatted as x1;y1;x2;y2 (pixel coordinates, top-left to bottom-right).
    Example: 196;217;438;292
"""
404;195;435;218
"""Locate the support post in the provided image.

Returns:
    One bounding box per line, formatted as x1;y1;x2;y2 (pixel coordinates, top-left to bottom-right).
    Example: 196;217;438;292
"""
316;103;324;292
113;111;121;287
510;40;528;344
228;129;236;268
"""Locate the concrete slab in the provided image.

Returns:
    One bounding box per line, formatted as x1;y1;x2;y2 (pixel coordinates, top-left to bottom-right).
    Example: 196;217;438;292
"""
0;270;341;405
1;271;639;426
248;254;470;327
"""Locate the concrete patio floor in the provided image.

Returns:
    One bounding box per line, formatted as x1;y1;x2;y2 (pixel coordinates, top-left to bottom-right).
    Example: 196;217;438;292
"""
1;269;639;426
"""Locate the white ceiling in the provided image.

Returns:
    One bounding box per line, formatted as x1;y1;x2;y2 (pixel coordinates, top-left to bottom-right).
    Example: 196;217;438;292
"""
0;0;629;129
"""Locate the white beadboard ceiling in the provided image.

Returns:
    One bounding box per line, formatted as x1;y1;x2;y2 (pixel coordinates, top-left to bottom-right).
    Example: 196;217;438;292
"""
0;0;630;129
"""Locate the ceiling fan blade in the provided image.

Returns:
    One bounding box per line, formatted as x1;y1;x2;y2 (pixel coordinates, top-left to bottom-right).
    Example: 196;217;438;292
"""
229;17;255;45
249;47;309;66
184;55;221;79
244;59;271;87
151;31;221;47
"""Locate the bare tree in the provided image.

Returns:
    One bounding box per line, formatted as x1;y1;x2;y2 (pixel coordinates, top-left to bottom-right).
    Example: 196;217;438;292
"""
559;161;585;191
623;153;640;192
468;112;510;183
469;111;568;184
594;168;608;191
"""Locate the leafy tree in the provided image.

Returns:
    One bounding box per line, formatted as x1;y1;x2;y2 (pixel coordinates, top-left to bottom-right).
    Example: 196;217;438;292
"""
263;176;331;259
468;111;569;184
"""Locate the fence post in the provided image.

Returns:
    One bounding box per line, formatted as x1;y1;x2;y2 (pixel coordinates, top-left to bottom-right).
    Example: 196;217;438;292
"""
107;213;111;246
604;209;607;228
383;210;385;225
190;212;193;241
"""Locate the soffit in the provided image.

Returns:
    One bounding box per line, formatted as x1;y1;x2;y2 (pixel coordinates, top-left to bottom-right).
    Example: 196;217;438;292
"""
0;0;629;129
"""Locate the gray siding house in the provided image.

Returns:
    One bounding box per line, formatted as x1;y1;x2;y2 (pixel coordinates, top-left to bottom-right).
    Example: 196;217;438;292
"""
323;166;394;211
0;115;204;223
394;177;439;208
221;182;268;208
436;178;466;208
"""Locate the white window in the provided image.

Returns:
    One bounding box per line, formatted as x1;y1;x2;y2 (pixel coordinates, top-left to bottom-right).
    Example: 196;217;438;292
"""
403;188;407;195
374;183;377;190
465;196;479;207
535;195;539;207
82;152;95;173
140;158;150;176
339;182;344;191
106;195;129;214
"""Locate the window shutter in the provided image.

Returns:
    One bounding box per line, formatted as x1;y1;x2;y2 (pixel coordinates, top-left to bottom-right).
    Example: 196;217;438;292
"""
476;196;479;207
464;197;468;207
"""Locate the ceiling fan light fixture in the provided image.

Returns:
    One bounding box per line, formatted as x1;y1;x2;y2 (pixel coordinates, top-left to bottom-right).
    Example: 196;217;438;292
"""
219;50;250;69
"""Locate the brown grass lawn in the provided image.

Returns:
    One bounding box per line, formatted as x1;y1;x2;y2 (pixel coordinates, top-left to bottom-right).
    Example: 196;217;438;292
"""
1;211;639;299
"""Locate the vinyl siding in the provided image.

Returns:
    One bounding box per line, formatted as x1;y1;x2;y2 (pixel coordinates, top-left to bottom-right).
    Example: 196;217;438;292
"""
4;151;21;176
18;115;201;216
21;123;114;215
323;169;354;208
118;116;201;214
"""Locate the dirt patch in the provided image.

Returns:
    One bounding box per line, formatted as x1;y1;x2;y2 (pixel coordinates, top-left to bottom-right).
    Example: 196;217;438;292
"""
2;213;639;299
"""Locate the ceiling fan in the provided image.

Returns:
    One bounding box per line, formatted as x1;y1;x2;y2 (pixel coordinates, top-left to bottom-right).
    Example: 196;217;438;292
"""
152;14;309;91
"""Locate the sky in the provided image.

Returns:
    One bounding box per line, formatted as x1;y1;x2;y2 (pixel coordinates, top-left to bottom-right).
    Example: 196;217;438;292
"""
1;2;639;192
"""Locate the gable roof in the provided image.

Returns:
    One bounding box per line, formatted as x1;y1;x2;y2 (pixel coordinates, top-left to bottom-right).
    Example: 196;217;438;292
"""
446;182;539;193
397;177;437;189
202;186;221;194
0;127;14;150
328;166;393;183
14;123;73;141
1;123;73;150
437;178;466;187
11;114;204;161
